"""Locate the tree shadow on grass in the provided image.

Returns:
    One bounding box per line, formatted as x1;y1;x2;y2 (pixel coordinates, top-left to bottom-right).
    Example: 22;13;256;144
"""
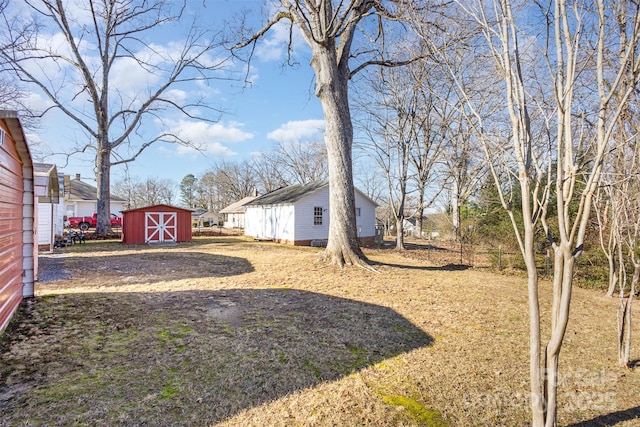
564;406;640;426
37;251;254;286
0;289;433;426
371;260;470;271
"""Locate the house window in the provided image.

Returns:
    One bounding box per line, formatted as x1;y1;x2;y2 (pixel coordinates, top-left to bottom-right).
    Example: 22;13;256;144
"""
314;206;323;225
0;128;5;147
356;207;361;217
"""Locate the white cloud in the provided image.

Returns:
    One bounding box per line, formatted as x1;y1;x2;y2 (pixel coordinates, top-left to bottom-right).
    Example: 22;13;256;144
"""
24;92;55;113
267;119;325;143
255;19;307;62
110;56;160;99
163;89;188;104
167;119;254;156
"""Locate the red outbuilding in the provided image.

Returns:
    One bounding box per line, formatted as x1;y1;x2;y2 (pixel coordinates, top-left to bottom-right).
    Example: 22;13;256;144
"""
122;204;193;245
0;110;36;332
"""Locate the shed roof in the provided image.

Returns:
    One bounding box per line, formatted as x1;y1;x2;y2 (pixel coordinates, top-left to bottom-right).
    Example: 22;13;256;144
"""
122;204;194;213
219;196;257;214
33;163;60;202
0;110;30;163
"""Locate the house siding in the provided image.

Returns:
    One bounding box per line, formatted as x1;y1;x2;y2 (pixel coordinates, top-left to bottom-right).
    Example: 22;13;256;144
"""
293;187;330;242
245;205;296;242
354;190;377;241
223;212;244;229
0;113;35;332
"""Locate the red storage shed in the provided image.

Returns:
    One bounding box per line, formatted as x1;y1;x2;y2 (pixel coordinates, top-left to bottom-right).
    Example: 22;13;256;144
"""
0;110;36;332
122;204;193;244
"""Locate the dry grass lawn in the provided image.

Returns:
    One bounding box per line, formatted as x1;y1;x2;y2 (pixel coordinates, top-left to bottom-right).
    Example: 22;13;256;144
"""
1;236;639;426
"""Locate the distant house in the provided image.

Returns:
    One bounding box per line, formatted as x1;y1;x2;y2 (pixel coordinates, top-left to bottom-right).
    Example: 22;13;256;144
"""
0;110;36;332
63;173;126;218
402;218;417;236
244;182;377;246
192;209;219;228
34;163;63;252
219;194;258;229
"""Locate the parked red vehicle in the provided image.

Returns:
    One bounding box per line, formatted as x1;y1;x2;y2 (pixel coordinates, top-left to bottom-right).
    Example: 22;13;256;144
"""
67;212;122;231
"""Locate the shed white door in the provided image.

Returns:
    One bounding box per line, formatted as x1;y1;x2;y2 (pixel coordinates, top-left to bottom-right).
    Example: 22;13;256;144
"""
145;212;176;243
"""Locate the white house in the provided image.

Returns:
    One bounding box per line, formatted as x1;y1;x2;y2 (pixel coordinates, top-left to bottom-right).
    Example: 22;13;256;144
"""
34;164;63;252
244;182;377;246
219;195;257;229
63;174;126;218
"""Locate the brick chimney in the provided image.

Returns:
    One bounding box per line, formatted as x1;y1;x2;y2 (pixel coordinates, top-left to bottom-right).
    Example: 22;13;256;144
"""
75;173;81;180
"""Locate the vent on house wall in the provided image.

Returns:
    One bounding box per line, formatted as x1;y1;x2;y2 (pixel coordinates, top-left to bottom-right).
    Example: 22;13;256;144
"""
0;128;5;147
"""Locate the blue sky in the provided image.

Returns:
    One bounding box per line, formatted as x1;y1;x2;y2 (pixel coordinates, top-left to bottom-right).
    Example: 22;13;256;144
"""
21;1;327;187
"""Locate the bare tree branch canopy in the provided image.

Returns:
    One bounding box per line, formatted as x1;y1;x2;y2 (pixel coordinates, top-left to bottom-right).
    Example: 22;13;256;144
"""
413;0;640;425
233;0;428;268
0;0;232;234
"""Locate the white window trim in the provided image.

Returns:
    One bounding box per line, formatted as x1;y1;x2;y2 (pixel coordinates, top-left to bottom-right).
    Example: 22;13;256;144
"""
313;206;323;226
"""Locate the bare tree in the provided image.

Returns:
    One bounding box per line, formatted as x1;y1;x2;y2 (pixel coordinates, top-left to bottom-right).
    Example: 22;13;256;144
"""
234;0;425;267
357;64;423;250
276;139;328;185
604;168;640;367
210;160;257;202
196;171;222;212
595;8;640;364
113;174;175;209
419;0;640;424
251;151;288;194
408;92;446;240
1;0;230;234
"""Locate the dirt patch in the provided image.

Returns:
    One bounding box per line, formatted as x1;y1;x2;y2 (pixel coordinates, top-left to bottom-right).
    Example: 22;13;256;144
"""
1;236;639;426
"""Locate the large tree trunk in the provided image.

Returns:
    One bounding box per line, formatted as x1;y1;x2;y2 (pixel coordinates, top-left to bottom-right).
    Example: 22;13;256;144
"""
517;180;545;426
312;45;369;268
416;182;425;239
395;217;405;251
618;262;638;367
95;144;112;236
605;247;618;297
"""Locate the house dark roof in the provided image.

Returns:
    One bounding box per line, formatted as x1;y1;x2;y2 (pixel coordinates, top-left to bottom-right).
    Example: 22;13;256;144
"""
247;181;379;207
219;195;257;214
247;182;328;206
68;178;126;202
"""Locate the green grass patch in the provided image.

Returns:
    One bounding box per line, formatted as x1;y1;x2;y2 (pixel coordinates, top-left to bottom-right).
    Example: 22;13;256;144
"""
380;392;448;426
